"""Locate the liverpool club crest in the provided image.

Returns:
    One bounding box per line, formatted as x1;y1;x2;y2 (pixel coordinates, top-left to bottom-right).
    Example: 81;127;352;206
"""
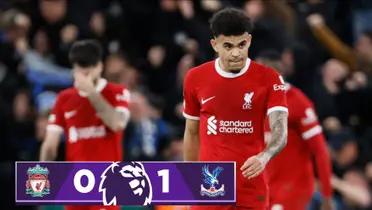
200;165;225;197
26;165;50;197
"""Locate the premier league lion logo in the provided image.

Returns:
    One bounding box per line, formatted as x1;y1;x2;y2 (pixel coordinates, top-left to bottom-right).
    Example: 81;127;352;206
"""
99;162;153;206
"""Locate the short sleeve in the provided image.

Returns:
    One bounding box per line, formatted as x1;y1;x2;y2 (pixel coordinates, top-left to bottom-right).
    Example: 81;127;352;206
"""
110;86;131;126
266;69;288;115
296;96;322;141
183;71;200;120
47;94;65;133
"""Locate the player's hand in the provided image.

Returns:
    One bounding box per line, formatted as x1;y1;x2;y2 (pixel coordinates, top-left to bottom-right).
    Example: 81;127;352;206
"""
241;153;269;179
74;71;95;94
321;198;334;210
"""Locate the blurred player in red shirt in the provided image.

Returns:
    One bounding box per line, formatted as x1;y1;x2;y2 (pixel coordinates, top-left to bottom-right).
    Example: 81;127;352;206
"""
40;40;130;210
256;50;333;210
183;8;288;210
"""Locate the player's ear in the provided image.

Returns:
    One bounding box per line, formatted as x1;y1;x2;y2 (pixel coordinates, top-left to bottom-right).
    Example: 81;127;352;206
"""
210;38;218;53
97;61;103;74
247;34;252;48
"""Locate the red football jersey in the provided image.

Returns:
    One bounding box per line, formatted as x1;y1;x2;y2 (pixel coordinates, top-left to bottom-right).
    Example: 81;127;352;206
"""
183;58;287;208
47;79;130;161
266;84;332;209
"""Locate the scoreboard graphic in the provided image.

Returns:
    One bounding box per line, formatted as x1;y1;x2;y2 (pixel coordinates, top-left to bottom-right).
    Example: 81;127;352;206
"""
15;161;236;205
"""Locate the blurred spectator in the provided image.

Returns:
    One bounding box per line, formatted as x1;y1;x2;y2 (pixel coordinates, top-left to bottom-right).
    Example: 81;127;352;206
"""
67;0;108;38
30;0;77;67
307;58;371;129
23;29;73;89
89;12;105;39
141;44;179;97
104;53;139;90
307;13;372;76
308;57;372;131
5;89;37;161
0;9;30;102
35;90;56;115
163;53;196;130
243;0;292;58
309;59;348;121
323;123;372;209
327;128;359;171
352;1;372;41
125;90;171;161
332;171;371;209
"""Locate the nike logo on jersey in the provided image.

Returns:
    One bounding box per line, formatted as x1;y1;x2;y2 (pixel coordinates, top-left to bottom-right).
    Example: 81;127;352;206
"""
64;110;77;119
201;96;215;105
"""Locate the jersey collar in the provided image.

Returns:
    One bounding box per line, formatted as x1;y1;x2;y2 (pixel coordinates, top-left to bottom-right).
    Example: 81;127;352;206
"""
214;57;251;78
78;78;108;97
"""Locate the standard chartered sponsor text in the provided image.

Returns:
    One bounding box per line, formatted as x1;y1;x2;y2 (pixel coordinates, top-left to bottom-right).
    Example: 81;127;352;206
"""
219;120;253;134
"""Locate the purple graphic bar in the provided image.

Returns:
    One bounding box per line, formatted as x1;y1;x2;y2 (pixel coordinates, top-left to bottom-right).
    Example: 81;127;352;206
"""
16;161;236;205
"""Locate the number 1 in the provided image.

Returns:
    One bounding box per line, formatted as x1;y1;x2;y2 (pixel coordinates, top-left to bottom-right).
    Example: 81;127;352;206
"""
157;169;169;193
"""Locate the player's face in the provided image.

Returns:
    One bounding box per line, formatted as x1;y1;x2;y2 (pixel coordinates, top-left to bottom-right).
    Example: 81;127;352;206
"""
73;62;103;83
211;32;251;72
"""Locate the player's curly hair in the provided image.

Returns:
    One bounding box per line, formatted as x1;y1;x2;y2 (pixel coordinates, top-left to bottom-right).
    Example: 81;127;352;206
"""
69;39;103;67
209;8;253;37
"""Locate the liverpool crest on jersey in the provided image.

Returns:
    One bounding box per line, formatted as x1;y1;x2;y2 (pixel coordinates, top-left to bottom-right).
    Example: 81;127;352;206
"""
243;92;254;109
26;165;50;197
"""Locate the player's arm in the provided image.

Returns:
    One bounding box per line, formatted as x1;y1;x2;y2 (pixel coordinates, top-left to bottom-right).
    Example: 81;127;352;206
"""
241;70;288;179
75;72;127;132
307;134;333;210
86;91;127;132
182;69;200;161
40;93;65;161
183;119;200;161
40;128;62;161
299;103;333;209
265;110;288;157
241;110;288;179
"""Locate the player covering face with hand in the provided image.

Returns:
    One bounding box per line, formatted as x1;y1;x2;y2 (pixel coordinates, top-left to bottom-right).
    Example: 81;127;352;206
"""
40;39;130;210
183;8;288;210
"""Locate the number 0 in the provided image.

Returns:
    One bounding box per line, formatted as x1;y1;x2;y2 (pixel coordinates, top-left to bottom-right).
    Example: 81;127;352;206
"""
73;169;95;193
157;169;169;193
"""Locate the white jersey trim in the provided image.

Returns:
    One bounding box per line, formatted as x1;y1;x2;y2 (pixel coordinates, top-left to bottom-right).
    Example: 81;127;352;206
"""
302;125;322;140
214;58;251;78
267;106;288;115
183;112;200;120
46;124;64;133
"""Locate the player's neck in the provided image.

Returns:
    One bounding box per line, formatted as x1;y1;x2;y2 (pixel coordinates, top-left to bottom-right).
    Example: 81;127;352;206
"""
218;59;242;74
214;57;251;79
